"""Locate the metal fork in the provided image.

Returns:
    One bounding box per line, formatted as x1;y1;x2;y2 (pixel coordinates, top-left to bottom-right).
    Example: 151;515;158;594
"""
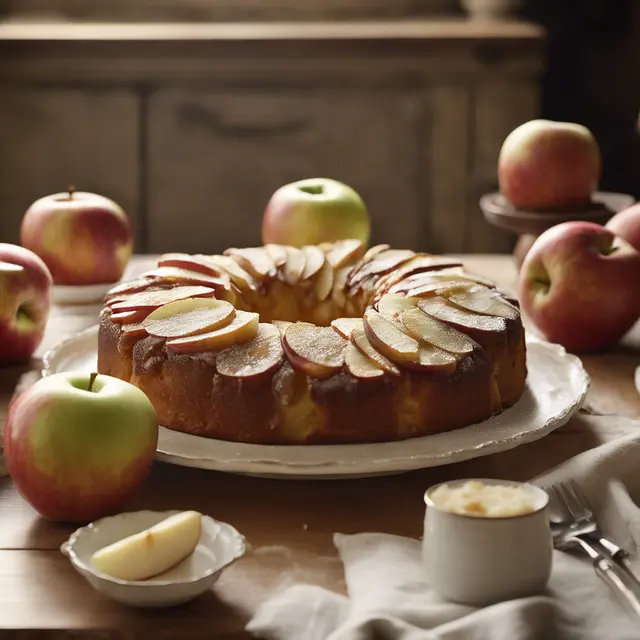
546;483;640;619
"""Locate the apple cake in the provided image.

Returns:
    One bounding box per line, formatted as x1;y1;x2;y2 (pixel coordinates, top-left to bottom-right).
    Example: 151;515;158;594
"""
97;241;527;444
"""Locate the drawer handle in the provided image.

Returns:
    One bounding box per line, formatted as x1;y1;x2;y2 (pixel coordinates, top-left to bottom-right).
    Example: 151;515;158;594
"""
178;103;309;139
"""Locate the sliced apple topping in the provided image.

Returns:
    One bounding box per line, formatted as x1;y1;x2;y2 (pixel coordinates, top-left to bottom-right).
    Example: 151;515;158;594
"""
349;249;415;287
406;280;482;299
157;254;224;278
105;278;153;299
361;243;391;263
142;298;235;339
449;289;520;320
313;257;334;301
325;239;365;268
331;317;363;340
331;266;351;309
376;293;419;319
207;255;258;292
272;319;293;337
301;245;326;280
344;342;385;379
283;247;306;285
141;266;232;293
265;244;289;267
283;323;347;378
417;297;506;334
374;256;464;297
404;342;457;373
110;286;215;313
350;326;400;375
216;323;284;377
111;309;150;324
166;310;259;354
225;247;277;280
122;322;148;338
401;306;477;355
363;309;419;365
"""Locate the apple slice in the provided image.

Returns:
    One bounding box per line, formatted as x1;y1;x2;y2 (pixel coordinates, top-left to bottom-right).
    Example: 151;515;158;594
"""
166;310;259;353
225;247;277;281
417;297;506;335
344;342;385;379
325;239;365;268
122;322;148;338
207;255;258;292
401;306;477;355
449;289;520;320
265;244;289;267
361;243;391;263
374;256;463;296
143;298;236;338
111;286;215;313
105;278;153;299
350;326;400;375
301;246;326;280
157;254;224;278
405;342;458;373
313;257;334;301
376;293;419;319
331;266;351;310
216;323;284;377
111;309;150;324
283;323;347;378
141;266;232;293
348;250;415;289
331;317;363;340
363;309;419;365
272;319;293;338
406;280;482;299
283;247;306;285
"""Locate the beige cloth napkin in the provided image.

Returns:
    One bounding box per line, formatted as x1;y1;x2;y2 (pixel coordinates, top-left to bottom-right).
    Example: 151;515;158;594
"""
247;428;640;640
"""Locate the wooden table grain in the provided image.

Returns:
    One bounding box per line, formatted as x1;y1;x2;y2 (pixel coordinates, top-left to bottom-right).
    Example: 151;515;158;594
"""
1;254;639;639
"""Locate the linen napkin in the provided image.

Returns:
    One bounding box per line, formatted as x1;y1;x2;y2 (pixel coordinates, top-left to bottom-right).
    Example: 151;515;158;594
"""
247;426;640;640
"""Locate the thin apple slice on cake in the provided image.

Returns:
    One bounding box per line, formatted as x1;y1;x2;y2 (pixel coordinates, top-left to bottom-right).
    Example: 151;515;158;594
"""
143;298;236;338
301;245;326;280
207;255;258;293
111;309;151;324
374;255;464;296
325;239;365;268
375;293;419;319
331;317;363;340
264;244;289;267
363;309;419;365
110;286;215;313
406;280;483;299
140;267;233;299
283;247;307;285
348;249;415;290
216;323;284;377
417;297;506;336
272;319;293;337
283;322;347;378
449;288;520;320
166;310;259;353
121;322;148;338
225;247;277;281
331;266;351;310
403;342;457;373
313;257;334;301
350;326;400;375
401;306;477;355
344;342;385;378
157;254;224;278
346;243;390;284
105;278;154;300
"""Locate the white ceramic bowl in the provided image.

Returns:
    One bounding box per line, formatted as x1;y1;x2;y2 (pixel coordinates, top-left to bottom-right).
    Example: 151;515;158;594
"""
423;478;552;606
61;510;248;608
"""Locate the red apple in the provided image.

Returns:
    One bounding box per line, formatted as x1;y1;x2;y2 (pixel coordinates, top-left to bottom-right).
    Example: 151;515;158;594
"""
0;243;52;365
518;221;640;352
20;187;133;285
498;120;602;210
4;372;158;523
261;178;370;247
606;203;640;252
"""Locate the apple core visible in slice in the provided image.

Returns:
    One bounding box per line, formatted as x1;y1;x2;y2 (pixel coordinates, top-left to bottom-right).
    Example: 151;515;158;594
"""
331;317;363;340
350;326;400;375
283;323;347;378
216;323;284;377
344;342;385;378
143;298;235;338
449;289;520;320
166;310;259;353
110;286;215;313
363;309;419;365
401;307;477;355
417;297;506;334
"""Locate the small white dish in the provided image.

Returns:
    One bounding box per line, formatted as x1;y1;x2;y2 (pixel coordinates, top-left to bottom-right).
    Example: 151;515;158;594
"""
422;478;552;606
61;510;248;608
52;281;119;305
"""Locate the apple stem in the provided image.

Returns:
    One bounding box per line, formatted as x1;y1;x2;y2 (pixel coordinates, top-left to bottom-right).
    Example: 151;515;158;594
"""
68;185;76;199
88;372;98;393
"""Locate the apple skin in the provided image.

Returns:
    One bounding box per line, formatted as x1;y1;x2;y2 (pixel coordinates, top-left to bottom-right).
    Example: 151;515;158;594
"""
0;243;53;365
498;120;602;210
20;189;133;285
4;372;158;523
605;203;640;252
518;221;640;352
261;178;370;247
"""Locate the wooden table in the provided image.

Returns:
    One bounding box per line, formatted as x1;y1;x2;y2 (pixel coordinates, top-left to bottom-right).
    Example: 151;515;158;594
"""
1;255;639;639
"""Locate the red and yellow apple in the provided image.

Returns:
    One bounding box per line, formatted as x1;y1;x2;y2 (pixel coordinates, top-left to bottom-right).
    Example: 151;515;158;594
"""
0;243;53;365
498;120;602;210
518;221;640;352
261;178;370;247
20;188;133;285
4;372;158;523
606;203;640;252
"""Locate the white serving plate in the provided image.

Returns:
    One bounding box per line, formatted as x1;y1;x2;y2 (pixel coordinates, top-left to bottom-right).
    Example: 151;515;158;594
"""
61;510;247;608
42;326;589;479
52;281;119;305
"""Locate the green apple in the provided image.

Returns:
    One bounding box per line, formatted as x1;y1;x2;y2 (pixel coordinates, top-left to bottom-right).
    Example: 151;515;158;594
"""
4;372;158;523
261;178;370;247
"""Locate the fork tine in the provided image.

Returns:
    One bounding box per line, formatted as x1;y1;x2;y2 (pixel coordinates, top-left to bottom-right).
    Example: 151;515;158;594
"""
546;484;568;522
568;480;594;518
557;482;582;520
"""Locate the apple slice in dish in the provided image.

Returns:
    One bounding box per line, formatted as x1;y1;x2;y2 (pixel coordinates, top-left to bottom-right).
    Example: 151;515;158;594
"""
350;326;400;375
449;289;520;320
111;309;151;324
363;309;419;365
283;322;347;378
283;247;307;285
265;244;289;267
143;298;235;338
216;323;284;377
313;257;334;301
401;306;477;355
207;255;258;293
325;239;365;268
225;247;277;281
110;286;215;313
331;317;363;340
417;297;506;336
157;254;224;278
301;245;326;280
376;293;419;319
344;342;385;378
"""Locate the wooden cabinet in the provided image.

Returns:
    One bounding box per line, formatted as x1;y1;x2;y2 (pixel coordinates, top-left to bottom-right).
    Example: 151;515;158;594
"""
0;89;140;245
147;89;423;253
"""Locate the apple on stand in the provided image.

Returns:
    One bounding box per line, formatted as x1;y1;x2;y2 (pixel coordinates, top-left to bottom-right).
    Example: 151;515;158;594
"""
518;221;640;352
0;243;53;365
4;372;158;523
498;120;602;210
20;187;133;285
606;203;640;252
261;178;370;247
